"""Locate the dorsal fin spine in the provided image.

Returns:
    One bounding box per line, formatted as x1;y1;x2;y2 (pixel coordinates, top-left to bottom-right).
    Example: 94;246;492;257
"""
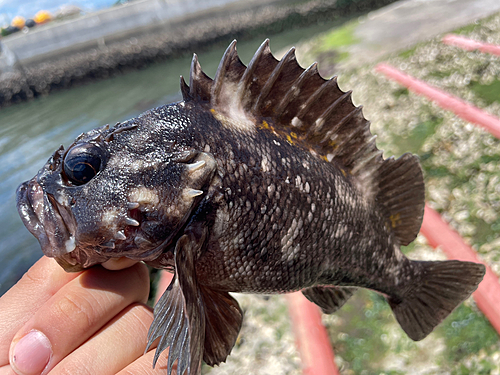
313;90;353;134
331;114;366;151
180;75;191;101
320;105;362;144
352;151;383;175
253;47;296;112
189;54;201;96
212;40;238;102
296;76;338;119
275;62;319;116
237;39;270;102
189;54;213;102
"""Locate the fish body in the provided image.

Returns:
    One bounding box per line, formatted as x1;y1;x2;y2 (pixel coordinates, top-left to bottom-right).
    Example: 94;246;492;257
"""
17;40;485;374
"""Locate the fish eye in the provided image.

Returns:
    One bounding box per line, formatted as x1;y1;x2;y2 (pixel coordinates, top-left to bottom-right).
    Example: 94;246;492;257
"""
63;143;106;186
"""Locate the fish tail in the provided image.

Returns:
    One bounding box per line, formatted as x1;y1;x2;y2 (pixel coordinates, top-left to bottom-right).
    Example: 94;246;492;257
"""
388;260;485;341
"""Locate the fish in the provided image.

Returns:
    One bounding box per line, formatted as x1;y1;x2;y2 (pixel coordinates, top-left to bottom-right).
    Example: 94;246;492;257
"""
16;39;486;374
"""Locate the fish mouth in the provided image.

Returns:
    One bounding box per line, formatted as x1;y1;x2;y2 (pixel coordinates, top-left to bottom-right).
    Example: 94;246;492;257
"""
16;179;89;271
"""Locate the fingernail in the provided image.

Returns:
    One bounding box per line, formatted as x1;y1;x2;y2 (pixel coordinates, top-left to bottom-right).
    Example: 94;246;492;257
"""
11;330;52;375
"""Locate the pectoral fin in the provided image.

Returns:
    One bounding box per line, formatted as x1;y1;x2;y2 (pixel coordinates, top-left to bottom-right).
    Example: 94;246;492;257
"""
146;234;204;375
146;230;244;374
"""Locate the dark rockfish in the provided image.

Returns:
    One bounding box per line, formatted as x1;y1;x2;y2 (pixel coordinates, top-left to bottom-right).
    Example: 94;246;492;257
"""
17;40;485;374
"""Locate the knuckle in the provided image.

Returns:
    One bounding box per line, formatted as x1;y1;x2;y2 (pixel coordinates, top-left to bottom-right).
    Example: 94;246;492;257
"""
51;293;96;328
21;266;44;286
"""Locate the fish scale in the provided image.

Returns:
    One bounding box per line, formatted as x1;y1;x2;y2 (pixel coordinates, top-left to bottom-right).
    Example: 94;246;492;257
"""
16;40;486;374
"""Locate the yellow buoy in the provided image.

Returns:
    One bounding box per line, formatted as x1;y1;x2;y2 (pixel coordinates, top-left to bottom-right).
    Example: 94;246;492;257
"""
11;16;25;29
34;10;52;24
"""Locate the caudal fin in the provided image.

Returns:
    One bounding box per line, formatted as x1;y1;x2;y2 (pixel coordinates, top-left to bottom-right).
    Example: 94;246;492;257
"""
388;260;485;341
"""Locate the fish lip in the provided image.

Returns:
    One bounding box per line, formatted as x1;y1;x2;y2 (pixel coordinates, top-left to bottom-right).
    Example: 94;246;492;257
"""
16;178;74;259
17;180;51;252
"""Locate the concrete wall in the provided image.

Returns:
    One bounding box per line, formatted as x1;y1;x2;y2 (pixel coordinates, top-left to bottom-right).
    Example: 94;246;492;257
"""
0;0;400;106
2;0;248;65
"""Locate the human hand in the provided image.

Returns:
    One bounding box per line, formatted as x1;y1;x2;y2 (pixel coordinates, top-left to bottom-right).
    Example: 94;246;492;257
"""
0;256;171;375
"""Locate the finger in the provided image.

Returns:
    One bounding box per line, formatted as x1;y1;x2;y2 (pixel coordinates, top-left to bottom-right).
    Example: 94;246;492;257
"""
102;257;139;271
0;257;81;365
118;346;176;375
49;303;154;375
0;364;17;375
9;263;150;375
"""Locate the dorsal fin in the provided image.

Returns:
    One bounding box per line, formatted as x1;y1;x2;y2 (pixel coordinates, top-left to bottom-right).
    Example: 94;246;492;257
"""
180;40;425;245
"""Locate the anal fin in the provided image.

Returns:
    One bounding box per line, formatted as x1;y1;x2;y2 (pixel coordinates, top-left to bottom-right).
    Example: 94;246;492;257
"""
201;286;243;366
302;286;357;314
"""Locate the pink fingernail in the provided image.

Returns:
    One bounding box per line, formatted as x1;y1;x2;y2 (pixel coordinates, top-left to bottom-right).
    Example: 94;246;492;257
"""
11;330;52;375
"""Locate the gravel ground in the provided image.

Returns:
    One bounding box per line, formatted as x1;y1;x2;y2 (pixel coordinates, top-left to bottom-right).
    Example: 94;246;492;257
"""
209;11;500;375
203;294;301;375
340;12;500;277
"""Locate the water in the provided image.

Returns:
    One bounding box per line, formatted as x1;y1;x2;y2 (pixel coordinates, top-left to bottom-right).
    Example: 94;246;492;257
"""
0;18;348;295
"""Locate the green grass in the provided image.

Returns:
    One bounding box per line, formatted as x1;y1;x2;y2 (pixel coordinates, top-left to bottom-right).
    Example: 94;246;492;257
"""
392;88;409;98
452;12;498;35
429;70;452;79
328;290;399;373
398;45;418;59
468;78;500;105
391;115;444;156
453;23;481;35
306;20;360;65
436;304;498;363
320;21;359;50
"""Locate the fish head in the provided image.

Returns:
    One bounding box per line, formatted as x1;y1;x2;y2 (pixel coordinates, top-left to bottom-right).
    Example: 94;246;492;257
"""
16;116;216;271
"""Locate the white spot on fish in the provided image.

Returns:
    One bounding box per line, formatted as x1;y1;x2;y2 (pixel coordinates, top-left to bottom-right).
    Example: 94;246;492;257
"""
335;225;348;238
56;192;69;206
267;184;275;196
336;181;356;207
65;236;76;253
291;116;302;128
314;118;324;130
129;187;160;206
210;88;256;133
295;175;301;187
102;208;119;226
261;156;270;172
